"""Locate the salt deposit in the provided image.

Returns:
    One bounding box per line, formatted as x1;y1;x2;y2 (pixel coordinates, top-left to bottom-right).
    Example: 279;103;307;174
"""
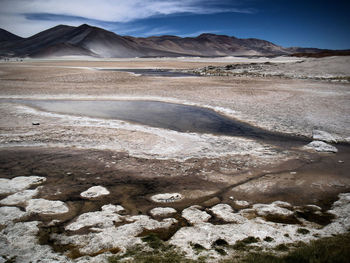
0;176;46;195
80;186;110;199
304;140;338;153
150;207;177;217
26;199;69;215
182;206;211;224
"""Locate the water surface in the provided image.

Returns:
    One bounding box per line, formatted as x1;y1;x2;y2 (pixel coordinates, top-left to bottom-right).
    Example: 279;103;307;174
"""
97;68;196;77
14;99;309;145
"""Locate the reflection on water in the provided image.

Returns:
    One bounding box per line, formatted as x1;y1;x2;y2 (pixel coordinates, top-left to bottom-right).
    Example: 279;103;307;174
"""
14;100;309;145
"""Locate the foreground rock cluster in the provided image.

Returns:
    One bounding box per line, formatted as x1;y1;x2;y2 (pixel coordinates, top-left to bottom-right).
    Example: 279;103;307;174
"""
1;175;350;263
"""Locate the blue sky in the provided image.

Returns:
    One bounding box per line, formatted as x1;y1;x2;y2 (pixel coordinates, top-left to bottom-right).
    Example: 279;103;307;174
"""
1;0;349;49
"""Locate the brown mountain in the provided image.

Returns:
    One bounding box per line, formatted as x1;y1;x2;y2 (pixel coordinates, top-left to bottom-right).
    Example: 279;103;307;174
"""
0;24;326;58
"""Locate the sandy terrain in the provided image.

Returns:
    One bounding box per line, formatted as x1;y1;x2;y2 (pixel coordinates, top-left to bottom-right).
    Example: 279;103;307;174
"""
0;56;349;262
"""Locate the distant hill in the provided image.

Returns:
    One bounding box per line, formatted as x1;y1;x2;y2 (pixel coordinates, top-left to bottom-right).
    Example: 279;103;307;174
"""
0;28;23;42
0;24;338;58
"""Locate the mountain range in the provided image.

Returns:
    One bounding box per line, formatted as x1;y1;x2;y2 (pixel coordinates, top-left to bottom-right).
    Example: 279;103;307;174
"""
0;24;333;58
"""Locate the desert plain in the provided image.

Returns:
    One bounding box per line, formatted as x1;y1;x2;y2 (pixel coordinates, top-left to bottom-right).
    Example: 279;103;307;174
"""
0;56;349;262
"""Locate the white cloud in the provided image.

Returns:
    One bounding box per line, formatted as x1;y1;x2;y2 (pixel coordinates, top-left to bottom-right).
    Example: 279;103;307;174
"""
0;14;86;37
0;0;253;37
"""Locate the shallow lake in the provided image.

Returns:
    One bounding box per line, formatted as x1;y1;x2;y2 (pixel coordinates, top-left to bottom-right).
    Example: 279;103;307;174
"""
15;99;308;145
96;68;197;77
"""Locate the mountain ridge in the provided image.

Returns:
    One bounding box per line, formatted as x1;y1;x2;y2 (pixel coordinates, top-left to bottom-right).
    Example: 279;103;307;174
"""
0;24;327;58
0;28;23;42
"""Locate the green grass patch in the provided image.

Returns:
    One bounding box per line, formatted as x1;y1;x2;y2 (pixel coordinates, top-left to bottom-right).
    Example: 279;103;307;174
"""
190;242;206;254
108;233;350;263
215;248;227;255
108;245;206;263
228;232;350;263
233;236;260;250
141;233;164;250
275;244;289;252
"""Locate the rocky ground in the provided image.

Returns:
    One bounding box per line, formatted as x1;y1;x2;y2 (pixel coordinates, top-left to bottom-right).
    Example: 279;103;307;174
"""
0;56;349;262
189;56;350;83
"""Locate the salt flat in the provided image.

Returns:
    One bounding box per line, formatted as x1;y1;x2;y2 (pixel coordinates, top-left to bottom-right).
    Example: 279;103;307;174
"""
0;56;349;262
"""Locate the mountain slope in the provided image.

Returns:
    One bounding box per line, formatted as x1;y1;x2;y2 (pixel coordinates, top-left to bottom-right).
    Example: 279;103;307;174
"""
0;28;23;42
0;24;329;58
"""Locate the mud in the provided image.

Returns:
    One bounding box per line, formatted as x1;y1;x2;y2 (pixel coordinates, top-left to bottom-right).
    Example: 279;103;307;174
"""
228;144;350;209
1;145;349;218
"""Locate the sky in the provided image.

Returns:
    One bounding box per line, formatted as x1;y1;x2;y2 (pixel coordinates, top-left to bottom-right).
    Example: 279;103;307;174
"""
0;0;349;49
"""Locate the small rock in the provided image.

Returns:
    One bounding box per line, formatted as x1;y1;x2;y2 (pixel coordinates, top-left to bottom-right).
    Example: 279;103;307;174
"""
26;199;69;215
80;186;110;199
150;207;177;217
304;141;338;153
32;122;40;126
182;206;211;224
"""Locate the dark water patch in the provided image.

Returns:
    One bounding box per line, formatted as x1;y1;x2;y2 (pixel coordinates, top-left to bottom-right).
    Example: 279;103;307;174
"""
97;68;197;77
10;99;310;145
